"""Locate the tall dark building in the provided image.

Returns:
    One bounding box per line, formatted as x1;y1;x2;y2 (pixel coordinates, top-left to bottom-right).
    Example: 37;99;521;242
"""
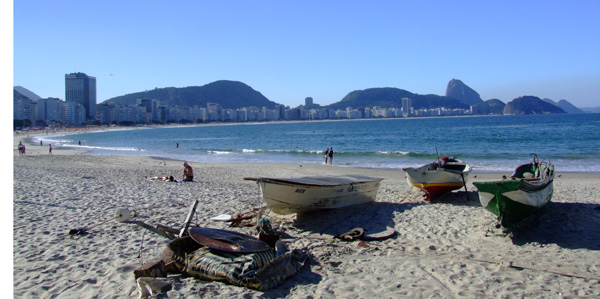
65;72;96;120
305;97;314;108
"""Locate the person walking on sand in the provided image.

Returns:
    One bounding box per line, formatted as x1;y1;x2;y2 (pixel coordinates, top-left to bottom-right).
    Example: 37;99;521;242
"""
329;147;334;165
49;144;52;155
182;162;194;182
18;141;23;156
324;148;329;164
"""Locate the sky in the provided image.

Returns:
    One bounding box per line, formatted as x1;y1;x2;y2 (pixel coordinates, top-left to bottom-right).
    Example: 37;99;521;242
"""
11;1;600;108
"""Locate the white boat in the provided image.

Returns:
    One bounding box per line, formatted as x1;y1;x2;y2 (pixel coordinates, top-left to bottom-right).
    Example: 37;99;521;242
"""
402;157;472;200
245;175;383;215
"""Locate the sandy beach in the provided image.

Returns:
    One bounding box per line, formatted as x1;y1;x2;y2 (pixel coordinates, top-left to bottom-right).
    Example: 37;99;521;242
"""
12;133;600;298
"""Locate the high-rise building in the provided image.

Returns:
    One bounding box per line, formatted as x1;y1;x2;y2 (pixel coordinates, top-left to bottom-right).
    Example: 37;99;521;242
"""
402;97;412;117
13;91;35;126
65;72;96;120
305;97;314;108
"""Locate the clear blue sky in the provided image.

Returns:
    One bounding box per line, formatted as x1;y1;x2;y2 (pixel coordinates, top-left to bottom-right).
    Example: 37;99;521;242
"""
12;1;600;108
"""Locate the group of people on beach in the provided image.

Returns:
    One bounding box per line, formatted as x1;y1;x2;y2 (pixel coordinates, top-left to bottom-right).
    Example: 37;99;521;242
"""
149;162;194;183
18;141;53;155
324;147;334;165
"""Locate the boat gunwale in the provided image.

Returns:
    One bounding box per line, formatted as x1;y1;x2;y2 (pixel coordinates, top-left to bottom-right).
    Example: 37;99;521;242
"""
252;176;384;187
402;160;472;174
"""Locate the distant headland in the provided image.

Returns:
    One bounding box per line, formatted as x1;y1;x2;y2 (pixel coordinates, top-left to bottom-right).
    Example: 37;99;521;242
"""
14;78;596;128
102;78;586;115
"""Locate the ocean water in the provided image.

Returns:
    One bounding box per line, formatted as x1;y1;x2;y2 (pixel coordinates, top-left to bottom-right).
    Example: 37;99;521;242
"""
36;114;600;172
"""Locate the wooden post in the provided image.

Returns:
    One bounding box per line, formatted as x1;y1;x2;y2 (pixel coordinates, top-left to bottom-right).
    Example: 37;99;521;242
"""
134;221;174;239
461;172;470;201
179;199;199;238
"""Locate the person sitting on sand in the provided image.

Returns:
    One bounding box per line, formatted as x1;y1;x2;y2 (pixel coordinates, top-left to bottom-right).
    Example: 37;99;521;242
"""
148;175;178;182
182;162;194;182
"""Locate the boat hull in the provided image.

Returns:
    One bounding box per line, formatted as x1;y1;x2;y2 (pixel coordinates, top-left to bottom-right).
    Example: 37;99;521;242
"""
403;160;471;200
473;160;554;230
254;175;383;215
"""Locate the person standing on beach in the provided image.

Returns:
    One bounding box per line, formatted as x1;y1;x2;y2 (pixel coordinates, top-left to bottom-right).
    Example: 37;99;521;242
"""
329;147;333;165
18;141;23;156
324;148;329;164
182;162;194;182
49;144;52;155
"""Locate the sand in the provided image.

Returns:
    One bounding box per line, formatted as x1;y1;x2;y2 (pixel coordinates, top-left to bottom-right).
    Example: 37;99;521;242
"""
12;133;600;298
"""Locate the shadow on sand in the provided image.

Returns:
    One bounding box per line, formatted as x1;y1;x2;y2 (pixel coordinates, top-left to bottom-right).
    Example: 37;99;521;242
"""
292;201;421;237
511;202;600;250
412;190;600;251
255;201;423;297
427;190;482;207
255;258;323;299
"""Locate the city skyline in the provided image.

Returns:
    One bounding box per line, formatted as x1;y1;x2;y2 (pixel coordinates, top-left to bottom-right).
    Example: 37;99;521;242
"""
12;1;600;108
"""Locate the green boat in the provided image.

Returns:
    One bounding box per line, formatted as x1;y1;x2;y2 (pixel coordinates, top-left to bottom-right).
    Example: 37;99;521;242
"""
473;154;554;231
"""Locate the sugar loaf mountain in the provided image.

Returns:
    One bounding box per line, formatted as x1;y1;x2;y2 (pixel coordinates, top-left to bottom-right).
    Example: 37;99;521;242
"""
103;79;584;115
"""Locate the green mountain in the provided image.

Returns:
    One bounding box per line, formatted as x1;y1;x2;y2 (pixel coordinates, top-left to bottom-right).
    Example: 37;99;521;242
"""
471;99;506;115
326;87;469;110
504;96;566;115
103;80;278;109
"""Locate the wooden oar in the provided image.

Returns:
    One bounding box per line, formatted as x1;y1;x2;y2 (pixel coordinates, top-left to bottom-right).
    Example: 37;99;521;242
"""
461;172;470;201
446;168;470;201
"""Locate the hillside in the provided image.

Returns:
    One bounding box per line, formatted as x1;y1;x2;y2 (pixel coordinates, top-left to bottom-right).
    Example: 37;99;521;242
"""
504;96;566;115
103;80;278;109
326;87;469;110
17;78;592;115
471;99;506;115
14;86;42;100
542;98;585;114
581;107;600;113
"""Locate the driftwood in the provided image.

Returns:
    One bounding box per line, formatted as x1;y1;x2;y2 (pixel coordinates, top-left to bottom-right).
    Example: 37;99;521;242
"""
229;213;258;227
134;221;176;239
211;208;263;228
179;199;199;238
133;199;199;240
134;260;167;279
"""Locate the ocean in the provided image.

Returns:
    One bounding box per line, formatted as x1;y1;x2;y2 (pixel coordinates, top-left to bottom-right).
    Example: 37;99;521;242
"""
36;114;600;172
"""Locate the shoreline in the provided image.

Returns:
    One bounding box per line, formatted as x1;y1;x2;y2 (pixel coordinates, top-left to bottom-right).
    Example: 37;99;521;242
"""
12;130;600;297
16;131;600;175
